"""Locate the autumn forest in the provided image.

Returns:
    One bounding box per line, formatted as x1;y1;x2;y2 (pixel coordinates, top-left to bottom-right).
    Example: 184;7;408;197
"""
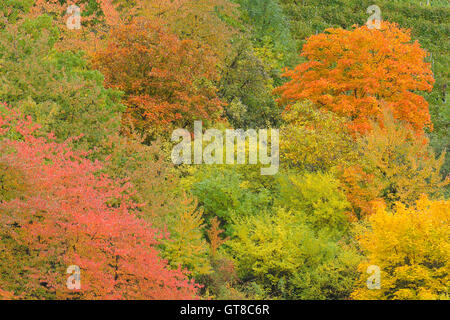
0;0;448;300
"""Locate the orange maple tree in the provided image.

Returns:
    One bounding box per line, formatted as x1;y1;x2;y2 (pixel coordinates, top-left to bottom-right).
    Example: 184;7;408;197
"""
91;17;224;134
274;22;435;134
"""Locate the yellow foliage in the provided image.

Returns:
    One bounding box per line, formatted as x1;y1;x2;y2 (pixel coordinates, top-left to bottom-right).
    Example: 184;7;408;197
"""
162;196;212;277
352;196;450;300
280;101;358;172
342;110;448;219
0;161;27;202
139;0;238;60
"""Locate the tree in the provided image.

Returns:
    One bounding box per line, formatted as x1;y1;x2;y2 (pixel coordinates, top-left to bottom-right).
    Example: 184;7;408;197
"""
229;207;360;300
0;105;198;299
274;22;435;135
190;166;272;233
233;0;297;71
429;98;450;194
352;196;450;300
218;38;281;128
207;216;229;258
276;171;352;239
340;111;448;219
103;130;212;279
91;17;224;135
161;196;212;278
280;101;358;172
138;0;239;60
0;16;123;154
24;0;131;53
199;216;239;299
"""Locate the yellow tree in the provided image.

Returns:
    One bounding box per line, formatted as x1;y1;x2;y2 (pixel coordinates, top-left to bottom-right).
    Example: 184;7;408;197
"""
340;110;448;219
162;196;212;278
280;101;358;172
352;196;450;300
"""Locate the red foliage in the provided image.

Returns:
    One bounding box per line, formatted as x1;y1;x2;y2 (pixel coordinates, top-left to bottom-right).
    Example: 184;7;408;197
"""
0;104;198;299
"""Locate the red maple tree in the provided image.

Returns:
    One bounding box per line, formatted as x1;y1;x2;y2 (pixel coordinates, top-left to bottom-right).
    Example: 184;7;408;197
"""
0;104;198;299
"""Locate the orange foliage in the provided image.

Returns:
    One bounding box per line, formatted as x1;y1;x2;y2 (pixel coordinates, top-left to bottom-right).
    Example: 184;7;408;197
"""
91;17;224;134
275;22;435;135
0;288;15;300
339;165;382;220
207;217;229;258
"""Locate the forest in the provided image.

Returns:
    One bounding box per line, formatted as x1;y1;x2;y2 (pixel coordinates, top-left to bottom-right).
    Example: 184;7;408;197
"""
0;0;448;300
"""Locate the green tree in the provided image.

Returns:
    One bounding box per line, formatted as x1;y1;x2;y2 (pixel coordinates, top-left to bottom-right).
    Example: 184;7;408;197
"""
276;171;352;238
233;0;297;71
0;16;124;154
190;166;272;233
229;207;360;299
219;38;281;128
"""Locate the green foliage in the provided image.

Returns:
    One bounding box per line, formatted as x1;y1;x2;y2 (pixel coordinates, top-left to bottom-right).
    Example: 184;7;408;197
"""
228;207;361;299
103;133;212;278
0;17;124;154
225;170;359;299
233;0;297;70
0;0;34;26
190;166;273;232
219;39;281;128
276;171;351;238
428;98;450;189
220;0;299;129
